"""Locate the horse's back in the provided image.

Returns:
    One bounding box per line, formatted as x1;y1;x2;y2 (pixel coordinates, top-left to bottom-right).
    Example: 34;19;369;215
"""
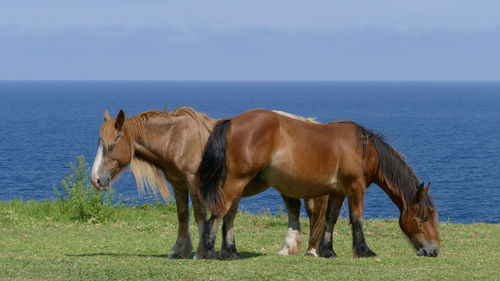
225;109;281;176
268;118;362;197
226;109;364;198
227;109;361;171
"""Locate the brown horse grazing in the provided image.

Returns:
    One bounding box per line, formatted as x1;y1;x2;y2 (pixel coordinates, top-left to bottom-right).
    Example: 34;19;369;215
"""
89;107;328;259
195;109;440;259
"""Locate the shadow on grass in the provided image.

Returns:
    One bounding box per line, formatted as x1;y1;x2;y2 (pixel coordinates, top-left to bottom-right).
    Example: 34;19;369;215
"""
66;251;263;260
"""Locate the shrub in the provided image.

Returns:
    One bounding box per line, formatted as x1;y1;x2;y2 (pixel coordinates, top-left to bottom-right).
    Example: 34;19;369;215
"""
52;155;118;223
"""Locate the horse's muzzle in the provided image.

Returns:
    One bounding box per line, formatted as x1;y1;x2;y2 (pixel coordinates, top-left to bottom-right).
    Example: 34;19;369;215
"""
91;173;110;191
417;246;440;257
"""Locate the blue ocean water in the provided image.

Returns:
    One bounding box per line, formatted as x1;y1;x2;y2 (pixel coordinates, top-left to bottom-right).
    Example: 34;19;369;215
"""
0;81;499;224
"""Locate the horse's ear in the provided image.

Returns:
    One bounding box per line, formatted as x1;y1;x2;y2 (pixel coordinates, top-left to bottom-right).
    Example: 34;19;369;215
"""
414;183;425;203
425;182;431;193
115;109;125;130
104;110;111;122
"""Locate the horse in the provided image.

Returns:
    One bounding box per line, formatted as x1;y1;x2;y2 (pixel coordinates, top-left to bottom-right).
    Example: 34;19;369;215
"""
195;109;440;259
89;107;329;259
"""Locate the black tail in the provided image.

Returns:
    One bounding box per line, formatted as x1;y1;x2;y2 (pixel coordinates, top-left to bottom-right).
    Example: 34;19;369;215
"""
195;119;231;215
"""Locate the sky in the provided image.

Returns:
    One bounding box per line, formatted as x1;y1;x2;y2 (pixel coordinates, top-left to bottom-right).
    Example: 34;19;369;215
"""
1;0;499;80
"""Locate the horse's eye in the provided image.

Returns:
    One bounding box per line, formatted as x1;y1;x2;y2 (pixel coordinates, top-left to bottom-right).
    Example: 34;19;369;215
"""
107;144;115;152
422;215;429;222
102;143;114;154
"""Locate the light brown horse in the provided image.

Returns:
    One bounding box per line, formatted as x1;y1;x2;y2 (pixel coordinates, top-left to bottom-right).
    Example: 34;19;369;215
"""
90;107;328;259
195;109;440;259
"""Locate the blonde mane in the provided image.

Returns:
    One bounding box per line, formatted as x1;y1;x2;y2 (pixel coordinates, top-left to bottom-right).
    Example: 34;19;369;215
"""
272;110;319;124
101;107;215;202
130;157;172;202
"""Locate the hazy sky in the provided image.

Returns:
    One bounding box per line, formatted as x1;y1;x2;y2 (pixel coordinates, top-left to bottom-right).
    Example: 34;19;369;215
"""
1;0;499;80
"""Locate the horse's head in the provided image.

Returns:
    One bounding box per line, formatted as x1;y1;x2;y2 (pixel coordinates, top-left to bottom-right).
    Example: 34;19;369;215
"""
399;183;440;257
91;109;132;190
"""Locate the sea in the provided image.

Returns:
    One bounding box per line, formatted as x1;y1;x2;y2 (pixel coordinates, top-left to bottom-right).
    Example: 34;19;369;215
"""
0;81;499;224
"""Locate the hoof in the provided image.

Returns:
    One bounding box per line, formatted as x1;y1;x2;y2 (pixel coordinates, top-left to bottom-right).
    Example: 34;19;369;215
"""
167;244;192;259
194;250;217;260
318;249;337;259
277;247;300;256
195;241;216;259
305;248;318;257
168;253;186;259
354;248;377;258
221;250;241;260
203;252;217;260
277;248;290;256
322;251;338;259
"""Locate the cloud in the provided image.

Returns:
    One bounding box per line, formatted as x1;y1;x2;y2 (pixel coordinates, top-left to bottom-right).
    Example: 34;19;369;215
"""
1;26;499;80
1;0;500;34
1;1;499;80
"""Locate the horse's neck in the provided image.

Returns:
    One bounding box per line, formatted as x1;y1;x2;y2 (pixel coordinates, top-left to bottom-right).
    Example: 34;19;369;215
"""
132;115;213;166
374;176;406;216
368;141;418;218
133;142;164;167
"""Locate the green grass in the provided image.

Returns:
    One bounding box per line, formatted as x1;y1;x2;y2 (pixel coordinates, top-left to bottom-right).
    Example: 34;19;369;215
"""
0;200;498;280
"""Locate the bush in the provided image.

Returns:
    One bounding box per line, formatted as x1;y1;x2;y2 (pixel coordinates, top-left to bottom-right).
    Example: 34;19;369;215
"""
52;155;119;223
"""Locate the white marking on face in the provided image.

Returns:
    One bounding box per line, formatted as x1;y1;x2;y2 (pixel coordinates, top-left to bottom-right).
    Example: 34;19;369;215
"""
91;139;104;177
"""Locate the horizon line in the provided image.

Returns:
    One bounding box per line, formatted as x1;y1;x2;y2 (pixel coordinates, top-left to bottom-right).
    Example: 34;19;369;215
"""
1;79;500;83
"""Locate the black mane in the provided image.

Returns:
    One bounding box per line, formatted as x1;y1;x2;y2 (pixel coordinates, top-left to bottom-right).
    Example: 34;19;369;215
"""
357;125;434;218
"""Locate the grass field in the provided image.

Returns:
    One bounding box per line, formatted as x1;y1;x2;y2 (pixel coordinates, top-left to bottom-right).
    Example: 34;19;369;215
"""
0;200;498;280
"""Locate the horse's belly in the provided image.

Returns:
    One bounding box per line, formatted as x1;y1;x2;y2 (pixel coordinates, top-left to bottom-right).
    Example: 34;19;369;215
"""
261;165;343;199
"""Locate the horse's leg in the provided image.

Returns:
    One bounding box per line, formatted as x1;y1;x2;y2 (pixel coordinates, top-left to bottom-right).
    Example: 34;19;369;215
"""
196;176;251;259
168;187;193;258
220;197;242;260
318;193;345;258
304;195;329;257
346;181;376;258
196;214;223;259
277;195;302;256
190;186;209;260
217;177;269;260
